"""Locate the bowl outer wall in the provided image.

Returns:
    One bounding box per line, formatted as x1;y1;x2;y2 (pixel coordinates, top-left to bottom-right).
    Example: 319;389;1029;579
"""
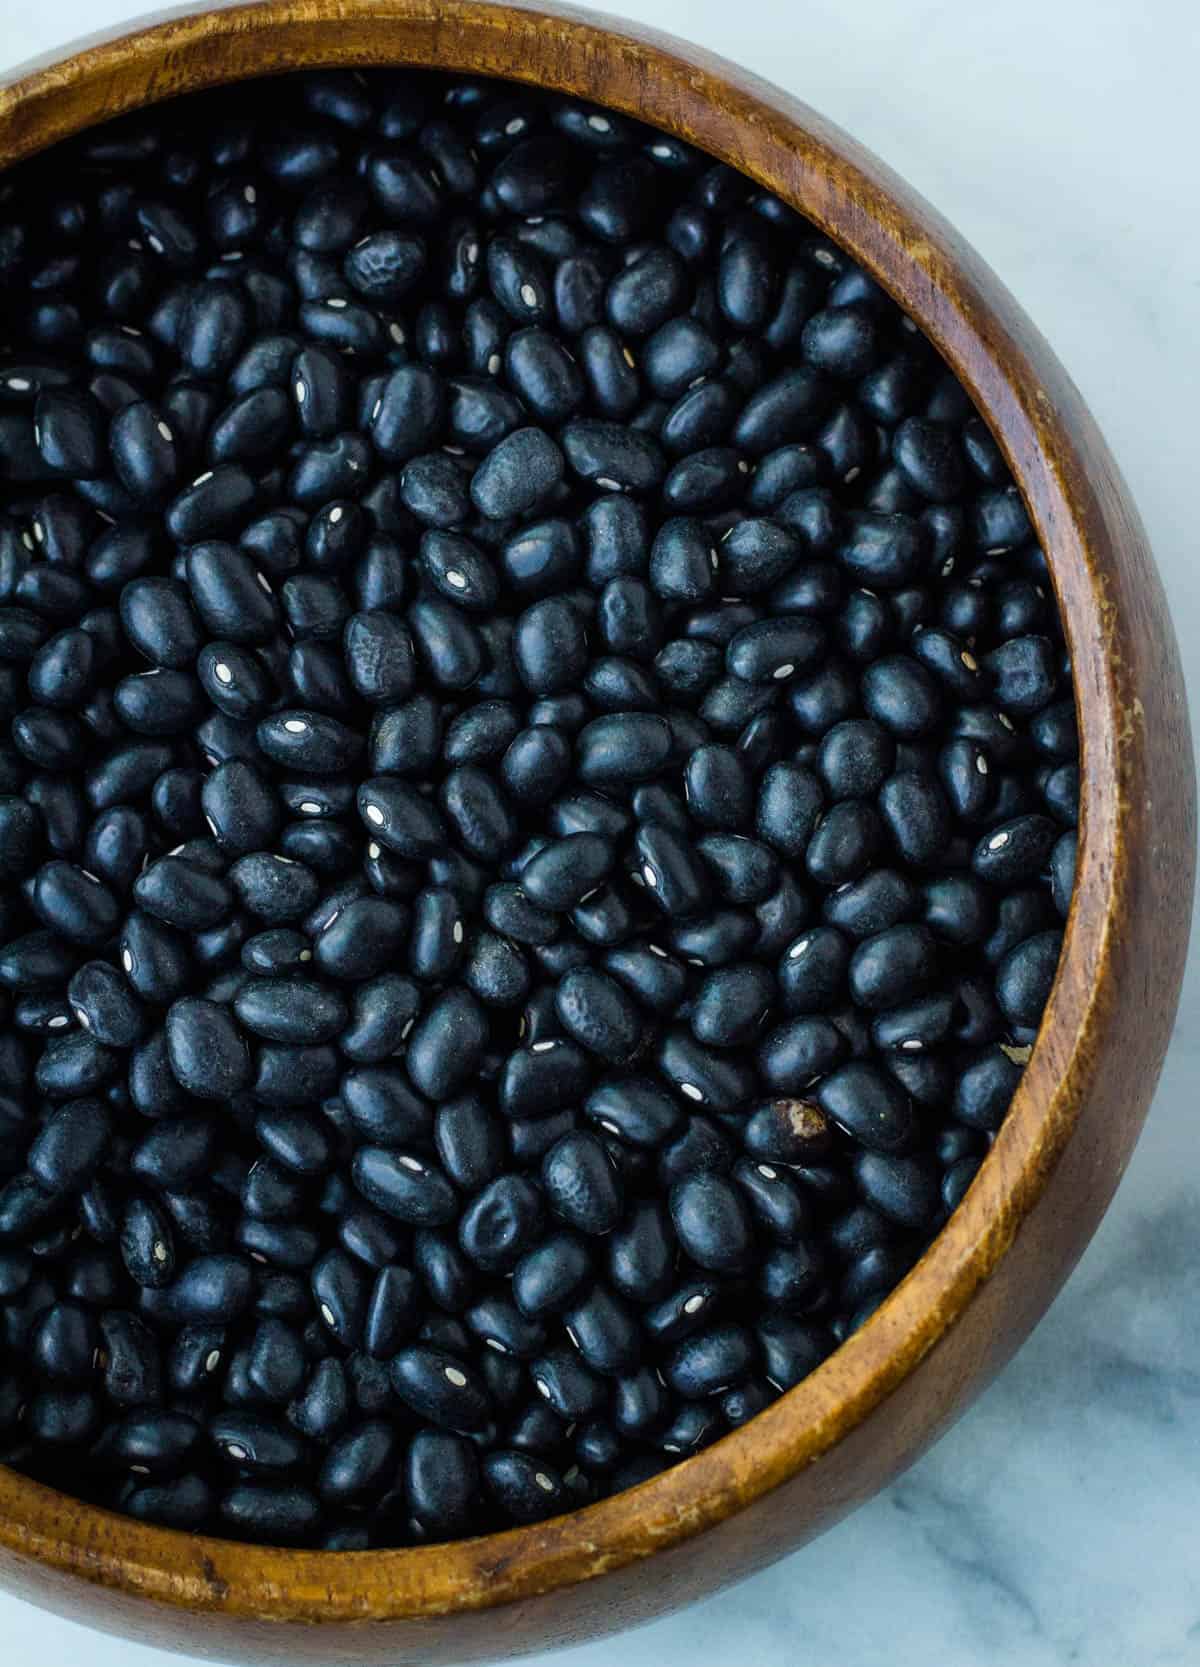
0;2;1193;1663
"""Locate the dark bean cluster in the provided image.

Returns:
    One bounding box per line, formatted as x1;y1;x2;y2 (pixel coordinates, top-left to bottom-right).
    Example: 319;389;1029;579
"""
0;67;1077;1548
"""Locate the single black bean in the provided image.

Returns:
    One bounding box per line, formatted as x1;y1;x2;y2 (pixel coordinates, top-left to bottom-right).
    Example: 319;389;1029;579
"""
352;1148;456;1228
665;1322;756;1399
607;1199;675;1304
471;427;564;520
28;1098;112;1194
404;987;488;1099
459;1174;544;1272
996;930;1063;1026
407;596;483;689
391;1345;491;1432
541;1131;623;1236
971;814;1059;888
688;962;772;1047
878;770;952;868
554;968;641;1065
164;998;251;1100
670;1171;754;1273
818;1061;916;1153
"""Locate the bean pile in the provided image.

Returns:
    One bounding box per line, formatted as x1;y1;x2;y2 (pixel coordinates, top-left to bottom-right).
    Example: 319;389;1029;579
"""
0;69;1078;1548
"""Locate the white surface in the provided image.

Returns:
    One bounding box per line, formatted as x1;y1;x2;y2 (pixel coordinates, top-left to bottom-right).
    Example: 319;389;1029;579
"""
2;2;1199;1664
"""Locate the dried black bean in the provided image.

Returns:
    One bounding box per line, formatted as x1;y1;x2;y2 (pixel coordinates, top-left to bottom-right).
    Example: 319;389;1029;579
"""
541;1130;623;1236
971;813;1059;887
459;1174;544;1272
391;1345;491;1432
164;997;251;1100
554;968;641;1065
471;427;564;521
351;1148;455;1228
0;65;1074;1546
28;1098;111;1194
819;1060;916;1152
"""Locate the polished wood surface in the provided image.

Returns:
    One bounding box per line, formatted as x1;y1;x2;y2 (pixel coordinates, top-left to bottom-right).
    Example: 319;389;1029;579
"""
0;3;1193;1662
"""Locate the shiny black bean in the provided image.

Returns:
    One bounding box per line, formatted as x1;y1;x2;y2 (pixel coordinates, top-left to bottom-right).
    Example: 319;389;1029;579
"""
757;1314;831;1389
821;870;914;944
402;986;487;1099
848;924;937;1011
984;633;1059;715
119;1194;176;1289
561;419;664;494
251;1113;328;1180
131;855;231;932
118;578;202;671
511;596;587;696
853;1151;939;1229
603;246;684;338
355;775;446;857
995;930;1062;1026
512;835;609;914
230;977;346;1045
393;452;467;528
342;1067;430;1150
813;721;890;803
634;821;710;917
228;852;320;923
694;832;777;904
574;325;636;417
669;1171;754;1274
504;1231;589;1323
577;147;656;236
481;1448;566;1523
687;962;772;1048
31;861;119;945
665;1322;756;1399
775;924;848;1014
312;897;408;984
402;1427;479;1537
289;1358;349;1444
407;596;483;689
819;1060;915;1153
351;1148;456;1228
219;1484;319;1544
165;464;256;543
92;1408;201;1482
34;1030;120;1097
607;1198;675;1304
1048;830;1076;917
861;653;941;737
971;813;1058;888
333;974;415;1065
391;1345;490;1432
304;1251;365;1352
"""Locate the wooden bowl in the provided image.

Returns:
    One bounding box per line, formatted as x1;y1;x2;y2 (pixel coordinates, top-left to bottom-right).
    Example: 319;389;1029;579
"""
0;3;1193;1662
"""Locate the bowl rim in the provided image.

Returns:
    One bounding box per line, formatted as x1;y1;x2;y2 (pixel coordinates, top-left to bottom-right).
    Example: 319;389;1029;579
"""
0;0;1188;1629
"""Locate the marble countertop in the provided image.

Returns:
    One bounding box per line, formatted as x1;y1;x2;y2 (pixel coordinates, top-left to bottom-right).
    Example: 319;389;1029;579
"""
1;1;1197;1663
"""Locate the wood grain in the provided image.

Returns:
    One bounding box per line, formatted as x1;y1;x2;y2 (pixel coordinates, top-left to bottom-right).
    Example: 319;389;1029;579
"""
0;3;1193;1663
